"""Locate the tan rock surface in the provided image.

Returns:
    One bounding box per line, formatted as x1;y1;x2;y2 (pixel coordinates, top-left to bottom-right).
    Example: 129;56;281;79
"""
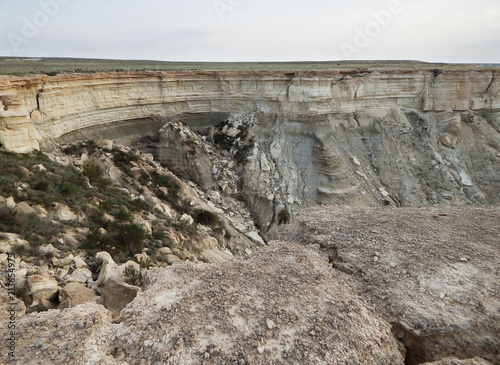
101;279;141;318
275;205;500;364
112;242;404;364
58;282;98;309
0;302;116;365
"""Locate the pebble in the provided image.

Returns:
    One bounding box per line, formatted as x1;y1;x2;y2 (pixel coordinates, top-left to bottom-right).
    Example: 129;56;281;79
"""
266;318;275;330
459;257;469;262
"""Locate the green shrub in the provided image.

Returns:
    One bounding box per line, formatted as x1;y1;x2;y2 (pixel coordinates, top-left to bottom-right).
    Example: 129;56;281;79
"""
193;209;220;227
33;180;49;191
115;206;132;221
83;159;104;185
152;231;166;240
124;266;142;286
118;223;147;254
278;208;291;225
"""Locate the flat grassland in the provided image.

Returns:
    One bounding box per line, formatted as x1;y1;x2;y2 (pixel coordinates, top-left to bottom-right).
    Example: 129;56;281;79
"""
1;57;497;76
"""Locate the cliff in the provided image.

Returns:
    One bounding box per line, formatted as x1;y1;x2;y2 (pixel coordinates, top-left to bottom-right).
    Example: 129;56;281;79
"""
1;69;499;228
0;69;498;152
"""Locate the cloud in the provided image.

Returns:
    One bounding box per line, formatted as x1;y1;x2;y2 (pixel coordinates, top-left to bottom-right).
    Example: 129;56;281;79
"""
0;0;499;62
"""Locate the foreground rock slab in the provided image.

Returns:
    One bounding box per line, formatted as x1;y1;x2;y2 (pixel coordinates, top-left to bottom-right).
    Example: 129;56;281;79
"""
276;205;500;365
112;242;404;364
0;303;115;365
0;243;405;365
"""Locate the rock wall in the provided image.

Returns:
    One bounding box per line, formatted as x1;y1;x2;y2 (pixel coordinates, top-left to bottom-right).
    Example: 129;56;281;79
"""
1;70;499;229
0;69;498;152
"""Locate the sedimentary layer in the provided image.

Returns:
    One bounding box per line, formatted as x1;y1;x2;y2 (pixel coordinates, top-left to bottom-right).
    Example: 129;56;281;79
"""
0;69;498;152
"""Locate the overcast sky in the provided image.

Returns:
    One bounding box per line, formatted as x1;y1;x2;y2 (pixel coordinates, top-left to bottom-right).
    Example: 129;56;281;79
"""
0;0;499;63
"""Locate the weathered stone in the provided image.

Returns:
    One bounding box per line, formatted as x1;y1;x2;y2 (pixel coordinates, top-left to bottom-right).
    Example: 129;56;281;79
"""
111;242;404;364
276;205;500;364
97;139;113;150
58;282;98;309
101;279;141;318
423;358;493;365
90;251;119;289
165;254;181;265
48;202;78;222
245;231;266;245
158;121;215;189
27;275;59;303
0;302;114;365
39;244;60;257
73;255;88;269
14;202;36;224
70;268;93;283
0;288;25;321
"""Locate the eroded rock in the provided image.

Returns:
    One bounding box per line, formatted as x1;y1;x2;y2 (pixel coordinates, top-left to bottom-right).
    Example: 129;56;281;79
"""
58;282;98;309
275;205;500;364
101;279;141;318
112;242;404;364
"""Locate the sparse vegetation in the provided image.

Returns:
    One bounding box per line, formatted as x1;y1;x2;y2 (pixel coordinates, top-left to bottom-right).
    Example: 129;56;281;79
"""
124;266;142;286
278;208;291;225
192;209;220;227
0;57;489;77
83;159;106;185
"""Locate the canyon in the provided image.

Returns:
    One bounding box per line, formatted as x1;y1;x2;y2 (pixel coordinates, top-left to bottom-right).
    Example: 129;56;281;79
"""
0;66;499;364
1;68;499;231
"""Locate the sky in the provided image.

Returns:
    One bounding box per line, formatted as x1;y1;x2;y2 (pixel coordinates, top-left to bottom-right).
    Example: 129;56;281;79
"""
0;0;499;63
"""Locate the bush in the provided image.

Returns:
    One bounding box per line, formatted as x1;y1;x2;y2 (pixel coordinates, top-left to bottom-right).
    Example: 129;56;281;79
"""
83;159;104;185
115;206;132;221
278;208;291;225
118;223;147;254
193;209;220;227
124;266;142;286
152;171;181;202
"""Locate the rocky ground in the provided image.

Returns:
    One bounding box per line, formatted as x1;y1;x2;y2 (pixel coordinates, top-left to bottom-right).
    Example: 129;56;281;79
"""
0;114;499;364
275;205;500;365
0;139;265;318
0;201;498;364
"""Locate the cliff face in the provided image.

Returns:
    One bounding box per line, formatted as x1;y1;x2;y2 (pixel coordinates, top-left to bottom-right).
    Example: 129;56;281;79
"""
0;69;498;152
1;70;499;224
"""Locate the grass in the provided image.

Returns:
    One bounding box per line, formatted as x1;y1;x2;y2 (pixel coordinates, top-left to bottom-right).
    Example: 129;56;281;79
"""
1;57;496;76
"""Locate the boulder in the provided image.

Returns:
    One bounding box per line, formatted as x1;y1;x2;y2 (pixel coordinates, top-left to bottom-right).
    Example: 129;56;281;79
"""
58;282;98;309
132;214;152;235
0;232;29;253
245;231;266;245
70;268;93;283
13;202;36;224
90;251;119;289
165;254;181;265
158;121;215;189
0;196;16;218
48;203;78;222
101;279;141;318
39;244;60;258
27;275;59;303
73;255;88;269
111;242;404;364
97;139;113;150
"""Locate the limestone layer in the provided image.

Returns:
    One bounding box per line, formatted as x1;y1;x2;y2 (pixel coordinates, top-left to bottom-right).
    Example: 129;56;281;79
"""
0;69;499;152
